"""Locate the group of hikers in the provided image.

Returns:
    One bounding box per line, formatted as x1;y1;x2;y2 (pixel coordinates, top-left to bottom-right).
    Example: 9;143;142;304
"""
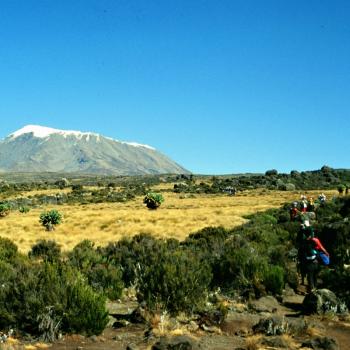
290;194;330;292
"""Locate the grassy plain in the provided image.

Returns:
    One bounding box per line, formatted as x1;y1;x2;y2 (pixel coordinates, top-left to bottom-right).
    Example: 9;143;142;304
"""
0;187;337;253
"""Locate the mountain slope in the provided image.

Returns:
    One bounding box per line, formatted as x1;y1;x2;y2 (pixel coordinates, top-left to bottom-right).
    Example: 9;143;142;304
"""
0;125;189;175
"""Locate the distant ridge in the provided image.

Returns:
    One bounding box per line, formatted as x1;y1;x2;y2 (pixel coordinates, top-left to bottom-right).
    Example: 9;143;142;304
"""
0;125;189;175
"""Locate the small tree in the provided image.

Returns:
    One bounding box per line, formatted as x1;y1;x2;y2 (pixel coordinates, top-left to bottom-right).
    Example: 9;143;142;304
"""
143;192;164;209
39;210;62;231
338;184;346;195
0;203;10;217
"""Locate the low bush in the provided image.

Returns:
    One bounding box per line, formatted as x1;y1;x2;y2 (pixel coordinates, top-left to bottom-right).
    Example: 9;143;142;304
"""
0;237;18;261
213;240;268;296
137;247;212;314
68;240;124;299
263;265;285;295
29;240;61;262
19;205;30;213
0;261;109;338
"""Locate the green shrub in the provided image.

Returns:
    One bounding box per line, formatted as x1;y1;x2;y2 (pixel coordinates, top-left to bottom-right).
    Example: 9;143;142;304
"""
0;237;18;261
68;240;100;270
88;263;124;300
100;234;164;287
338;184;346;194
29;240;61;262
214;243;268;295
143;192;164;209
0;203;10;217
284;183;296;191
39;209;62;231
0;261;109;338
137;248;212;314
265;169;278;176
63;273;109;336
263;265;285;295
68;240;124;299
19;205;30;213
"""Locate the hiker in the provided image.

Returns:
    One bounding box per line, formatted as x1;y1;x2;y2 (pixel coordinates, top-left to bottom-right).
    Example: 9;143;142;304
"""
290;201;299;221
308;197;315;212
296;222;311;285
318;193;326;205
300;195;308;213
300;226;329;292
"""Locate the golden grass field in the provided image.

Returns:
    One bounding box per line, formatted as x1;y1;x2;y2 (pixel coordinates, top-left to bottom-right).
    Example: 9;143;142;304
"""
0;187;337;253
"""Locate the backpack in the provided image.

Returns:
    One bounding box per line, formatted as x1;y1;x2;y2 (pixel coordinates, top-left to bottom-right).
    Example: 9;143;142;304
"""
318;252;330;266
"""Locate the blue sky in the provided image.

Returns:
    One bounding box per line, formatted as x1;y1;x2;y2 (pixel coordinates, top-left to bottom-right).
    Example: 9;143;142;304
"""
0;0;349;174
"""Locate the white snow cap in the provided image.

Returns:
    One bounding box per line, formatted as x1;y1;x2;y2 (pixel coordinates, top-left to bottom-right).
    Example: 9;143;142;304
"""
9;125;93;138
8;125;155;149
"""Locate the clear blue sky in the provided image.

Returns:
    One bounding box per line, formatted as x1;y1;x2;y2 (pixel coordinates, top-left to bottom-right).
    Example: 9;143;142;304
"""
1;0;349;174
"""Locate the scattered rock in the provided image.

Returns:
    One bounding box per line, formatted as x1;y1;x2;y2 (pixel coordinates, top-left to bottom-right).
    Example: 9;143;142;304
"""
89;335;98;342
187;321;199;332
288;318;308;336
200;324;221;334
249;296;280;313
301;336;339;350
253;316;289;336
113;319;130;328
261;336;290;348
302;289;348;315
151;335;200;350
126;343;138;350
198;307;227;326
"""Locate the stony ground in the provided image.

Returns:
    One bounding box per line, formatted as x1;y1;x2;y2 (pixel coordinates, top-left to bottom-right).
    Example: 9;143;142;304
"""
3;286;350;350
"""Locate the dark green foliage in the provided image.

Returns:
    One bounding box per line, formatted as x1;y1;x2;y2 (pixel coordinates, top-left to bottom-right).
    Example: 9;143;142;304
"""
68;240;100;270
0;237;18;261
39;209;62;230
68;240;124;300
29;240;61;262
63;273;109;335
100;234;175;287
263;265;285;295
0;203;11;217
88;263;124;300
0;261;108;337
213;239;268;294
338;184;346;194
137;247;212;314
143;192;164;209
265;169;278;176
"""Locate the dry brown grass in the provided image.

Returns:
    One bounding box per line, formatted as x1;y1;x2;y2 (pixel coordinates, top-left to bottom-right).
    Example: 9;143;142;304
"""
245;335;262;350
0;188;337;253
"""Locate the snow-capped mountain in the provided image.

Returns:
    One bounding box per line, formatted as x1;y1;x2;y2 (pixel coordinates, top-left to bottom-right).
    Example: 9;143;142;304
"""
0;125;189;175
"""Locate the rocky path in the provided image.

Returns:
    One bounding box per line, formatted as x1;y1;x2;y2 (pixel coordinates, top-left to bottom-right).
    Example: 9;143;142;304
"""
2;289;350;350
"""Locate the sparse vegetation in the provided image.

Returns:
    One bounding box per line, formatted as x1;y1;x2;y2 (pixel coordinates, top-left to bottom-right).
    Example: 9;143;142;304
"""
0;170;350;343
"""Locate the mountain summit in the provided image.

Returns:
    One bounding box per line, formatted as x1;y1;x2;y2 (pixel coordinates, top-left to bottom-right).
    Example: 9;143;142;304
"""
0;125;189;175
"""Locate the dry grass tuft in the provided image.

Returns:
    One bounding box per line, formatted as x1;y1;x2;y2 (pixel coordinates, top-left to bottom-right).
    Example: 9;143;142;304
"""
245;335;262;350
306;325;324;337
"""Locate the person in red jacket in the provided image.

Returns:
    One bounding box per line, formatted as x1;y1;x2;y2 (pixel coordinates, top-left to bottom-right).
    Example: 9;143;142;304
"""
302;228;329;292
